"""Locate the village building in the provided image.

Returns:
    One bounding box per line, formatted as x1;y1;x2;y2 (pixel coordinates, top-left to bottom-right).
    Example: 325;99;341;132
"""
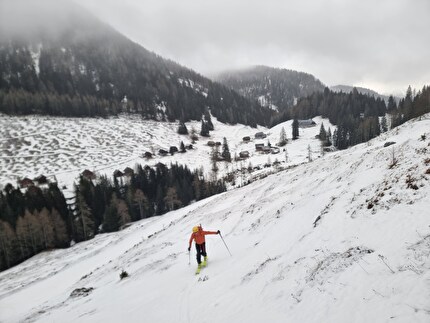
298;119;316;128
19;177;34;188
34;175;48;185
254;132;267;139
123;167;134;177
158;149;168;156
82;169;96;180
114;170;124;178
239;151;250;159
255;143;264;151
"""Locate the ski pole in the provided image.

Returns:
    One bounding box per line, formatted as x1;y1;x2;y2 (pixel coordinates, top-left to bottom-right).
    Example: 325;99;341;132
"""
188;249;191;265
219;233;232;256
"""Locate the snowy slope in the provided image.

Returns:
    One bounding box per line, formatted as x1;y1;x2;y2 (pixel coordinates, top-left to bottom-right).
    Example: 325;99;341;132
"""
0;114;429;322
0;114;331;195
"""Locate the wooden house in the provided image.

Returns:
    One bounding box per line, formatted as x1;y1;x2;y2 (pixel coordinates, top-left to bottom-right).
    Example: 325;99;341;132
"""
123;167;134;177
254;132;267;139
159;149;169;156
82;170;96;180
19;178;34;188
239;151;250;159
114;170;124;178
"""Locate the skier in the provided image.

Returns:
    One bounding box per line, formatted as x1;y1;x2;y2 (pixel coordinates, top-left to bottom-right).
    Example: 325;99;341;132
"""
188;225;220;274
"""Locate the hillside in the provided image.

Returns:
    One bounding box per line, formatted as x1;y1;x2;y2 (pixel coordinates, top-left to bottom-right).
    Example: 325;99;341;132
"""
0;0;270;126
214;65;326;112
0;113;332;196
1;114;429;323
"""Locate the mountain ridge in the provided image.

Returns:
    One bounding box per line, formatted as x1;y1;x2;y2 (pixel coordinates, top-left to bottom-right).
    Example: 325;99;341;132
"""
214;65;326;112
0;0;271;126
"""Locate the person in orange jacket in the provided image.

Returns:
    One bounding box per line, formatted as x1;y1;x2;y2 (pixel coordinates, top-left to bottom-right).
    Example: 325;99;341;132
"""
188;225;220;270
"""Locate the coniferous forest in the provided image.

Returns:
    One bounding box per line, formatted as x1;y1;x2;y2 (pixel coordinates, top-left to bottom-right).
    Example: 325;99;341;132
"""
270;87;430;150
0;163;225;271
0;4;272;127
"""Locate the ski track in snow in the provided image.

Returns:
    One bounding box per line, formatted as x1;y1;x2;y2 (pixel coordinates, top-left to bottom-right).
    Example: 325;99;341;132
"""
1;114;430;322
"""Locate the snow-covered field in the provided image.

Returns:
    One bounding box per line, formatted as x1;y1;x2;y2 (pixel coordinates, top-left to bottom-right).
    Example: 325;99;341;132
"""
0;114;330;195
0;114;429;322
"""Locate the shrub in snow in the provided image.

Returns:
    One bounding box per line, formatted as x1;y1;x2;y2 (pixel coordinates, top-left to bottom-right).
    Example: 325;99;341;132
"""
120;270;129;280
70;287;93;297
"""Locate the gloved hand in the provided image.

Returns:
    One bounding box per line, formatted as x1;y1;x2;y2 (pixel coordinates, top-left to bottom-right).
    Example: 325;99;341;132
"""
217;230;220;234
187;247;191;252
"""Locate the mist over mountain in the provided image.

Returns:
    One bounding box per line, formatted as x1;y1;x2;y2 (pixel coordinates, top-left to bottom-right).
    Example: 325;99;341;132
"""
330;85;393;102
0;0;271;126
214;65;326;112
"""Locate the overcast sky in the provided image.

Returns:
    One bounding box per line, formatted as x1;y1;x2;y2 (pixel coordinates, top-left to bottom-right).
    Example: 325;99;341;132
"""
23;0;430;95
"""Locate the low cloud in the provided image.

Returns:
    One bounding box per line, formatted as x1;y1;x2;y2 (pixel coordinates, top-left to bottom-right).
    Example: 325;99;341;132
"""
3;0;429;95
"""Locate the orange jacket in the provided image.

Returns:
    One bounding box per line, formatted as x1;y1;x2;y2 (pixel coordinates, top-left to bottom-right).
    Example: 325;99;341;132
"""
189;228;218;247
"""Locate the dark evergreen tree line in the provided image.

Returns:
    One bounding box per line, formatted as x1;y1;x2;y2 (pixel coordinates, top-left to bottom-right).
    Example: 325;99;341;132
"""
391;85;430;128
0;183;70;271
270;87;387;149
0;163;225;272
216;65;326;112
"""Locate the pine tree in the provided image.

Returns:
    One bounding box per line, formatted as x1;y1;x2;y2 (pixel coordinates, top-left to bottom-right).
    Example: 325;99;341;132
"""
326;127;332;146
133;189;148;219
177;122;188;135
211;146;220;181
278;127;287;146
200;120;210;137
381;116;388;133
38;207;55;249
0;220;17;270
221;137;231;162
204;109;214;131
117;198;131;227
103;195;121;232
319;123;327;141
75;194;95;241
292;118;299;140
387;95;397;113
180;141;186;153
50;208;69;247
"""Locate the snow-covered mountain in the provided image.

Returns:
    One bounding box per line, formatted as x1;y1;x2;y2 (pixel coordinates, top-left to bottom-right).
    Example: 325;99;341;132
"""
0;0;270;126
214;65;326;112
1;114;429;323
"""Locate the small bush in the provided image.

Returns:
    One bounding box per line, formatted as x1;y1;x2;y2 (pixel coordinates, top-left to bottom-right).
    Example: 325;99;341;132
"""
406;174;419;190
120;270;129;280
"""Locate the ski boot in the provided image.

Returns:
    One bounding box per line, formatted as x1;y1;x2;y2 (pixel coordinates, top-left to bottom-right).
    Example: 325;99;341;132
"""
195;263;202;275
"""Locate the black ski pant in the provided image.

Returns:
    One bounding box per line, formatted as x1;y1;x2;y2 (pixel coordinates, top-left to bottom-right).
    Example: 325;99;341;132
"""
195;242;206;264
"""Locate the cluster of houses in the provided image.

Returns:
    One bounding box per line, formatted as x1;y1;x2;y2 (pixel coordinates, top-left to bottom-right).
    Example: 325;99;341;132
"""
18;175;50;188
236;120;316;160
113;167;134;178
144;144;194;158
236;131;281;160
